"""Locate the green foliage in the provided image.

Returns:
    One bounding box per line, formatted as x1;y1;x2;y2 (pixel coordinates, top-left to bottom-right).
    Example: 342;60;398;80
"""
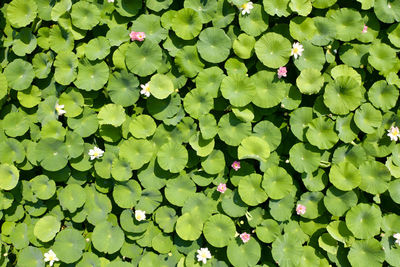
1;0;400;265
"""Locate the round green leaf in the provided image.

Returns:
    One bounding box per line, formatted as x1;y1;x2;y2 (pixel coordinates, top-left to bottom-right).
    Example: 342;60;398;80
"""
197;27;231;63
129;115;156;139
113;180;142;209
98;104;126;127
262;166;293;200
348;239;385;267
323;76;364;115
165;176;196;206
345;204;382;239
239;3;269;36
227;238;261;267
70;1;100;30
126;40;162;77
354;103;382;134
84;37;110;61
107;71;140;107
297;68;324;95
119;138;155;170
250;70;289;109
172;8;203;40
33;216;60;242
324;186;358;217
4;59;34;91
183;89;214;119
238;136;270;162
306;117;339;150
175;213;203;241
329;162;361;191
157;143;188;173
6;0;37;28
289;143;321;173
92;221;125;254
220;74;256;107
17;246;44;267
74;60;109;91
58;184;86;213
203;214;236;248
238;174;268;206
30;175;56;200
255;32;291;68
53;229;86;263
149;74;174;99
0;163;19;190
368;80;399;112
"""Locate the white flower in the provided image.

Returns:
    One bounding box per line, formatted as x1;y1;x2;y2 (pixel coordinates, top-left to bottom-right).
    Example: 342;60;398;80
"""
394;233;400;245
108;0;114;2
88;146;104;160
291;42;304;59
135;210;146;221
140;83;151;97
196;247;212;264
387;126;400;141
239;1;254;15
44;250;59;267
55;102;66;116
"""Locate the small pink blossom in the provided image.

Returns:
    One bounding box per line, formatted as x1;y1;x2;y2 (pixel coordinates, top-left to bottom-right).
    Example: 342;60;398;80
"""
130;31;146;41
362;25;368;33
240;232;251;243
231;161;241;171
277;67;287;79
217;183;227;193
296;204;306;215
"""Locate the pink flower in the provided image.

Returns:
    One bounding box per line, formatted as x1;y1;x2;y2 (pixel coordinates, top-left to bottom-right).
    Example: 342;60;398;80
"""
130;31;146;41
362;25;368;33
277;67;287;78
217;183;227;193
296;204;306;215
231;161;241;171
240;232;251;243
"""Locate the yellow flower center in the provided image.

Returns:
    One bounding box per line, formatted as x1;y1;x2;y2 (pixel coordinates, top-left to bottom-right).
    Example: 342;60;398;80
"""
293;47;299;54
393;129;399;136
93;151;99;157
48;255;55;261
200;252;208;258
241;3;248;9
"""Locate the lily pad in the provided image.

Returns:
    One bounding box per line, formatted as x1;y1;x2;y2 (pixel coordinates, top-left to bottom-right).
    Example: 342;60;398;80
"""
238;136;270;162
70;1;100;30
255;32;291;68
324;186;357;217
323;76;364;115
238;174;268;206
0;164;19;190
33;216;60;242
107;71;140;107
6;0;37;28
92;221;124;254
74;60;109;91
220;74;256;107
348;239;385;267
262;166;293;200
203;214;236;248
197;27;231;63
172;8;203;40
126;40;163;77
4;59;34;91
345;203;382;239
53;229;86;263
